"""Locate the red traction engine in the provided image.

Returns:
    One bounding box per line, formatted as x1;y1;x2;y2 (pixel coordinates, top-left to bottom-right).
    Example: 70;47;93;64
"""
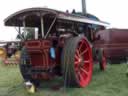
4;7;109;88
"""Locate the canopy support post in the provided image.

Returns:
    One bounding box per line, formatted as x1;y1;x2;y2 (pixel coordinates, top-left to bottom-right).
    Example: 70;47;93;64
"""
41;16;44;38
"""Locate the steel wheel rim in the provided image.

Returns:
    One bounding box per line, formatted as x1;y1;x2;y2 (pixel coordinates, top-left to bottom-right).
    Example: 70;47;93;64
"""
74;39;93;87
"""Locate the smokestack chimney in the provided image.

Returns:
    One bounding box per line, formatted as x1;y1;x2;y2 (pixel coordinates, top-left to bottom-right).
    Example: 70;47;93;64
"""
82;0;87;16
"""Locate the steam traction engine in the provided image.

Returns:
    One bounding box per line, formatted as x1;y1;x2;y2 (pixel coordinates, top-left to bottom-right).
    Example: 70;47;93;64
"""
4;5;109;88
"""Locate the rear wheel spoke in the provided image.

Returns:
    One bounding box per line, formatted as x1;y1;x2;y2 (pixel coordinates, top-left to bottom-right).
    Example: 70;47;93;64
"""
76;49;80;57
83;60;90;64
75;54;79;60
80;48;88;56
75;61;79;65
77;71;84;81
79;41;84;52
80;67;88;75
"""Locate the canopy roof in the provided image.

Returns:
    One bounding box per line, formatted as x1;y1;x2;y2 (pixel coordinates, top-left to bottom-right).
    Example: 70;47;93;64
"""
4;7;109;27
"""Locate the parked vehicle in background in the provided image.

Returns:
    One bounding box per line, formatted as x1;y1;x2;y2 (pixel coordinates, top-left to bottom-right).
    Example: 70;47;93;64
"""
94;28;128;64
0;41;21;64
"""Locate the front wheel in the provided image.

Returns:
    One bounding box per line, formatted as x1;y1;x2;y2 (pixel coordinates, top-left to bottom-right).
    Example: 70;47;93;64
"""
62;36;93;87
98;49;107;71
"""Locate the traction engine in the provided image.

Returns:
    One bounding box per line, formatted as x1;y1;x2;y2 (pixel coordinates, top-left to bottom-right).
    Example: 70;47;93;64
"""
4;0;109;88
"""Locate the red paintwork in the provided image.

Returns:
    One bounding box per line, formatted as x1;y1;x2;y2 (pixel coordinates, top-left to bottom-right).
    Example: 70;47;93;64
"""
25;40;55;69
25;40;55;79
74;38;93;87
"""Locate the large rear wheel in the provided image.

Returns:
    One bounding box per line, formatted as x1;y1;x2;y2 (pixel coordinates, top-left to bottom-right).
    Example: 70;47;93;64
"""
19;47;32;81
62;37;93;87
19;47;40;86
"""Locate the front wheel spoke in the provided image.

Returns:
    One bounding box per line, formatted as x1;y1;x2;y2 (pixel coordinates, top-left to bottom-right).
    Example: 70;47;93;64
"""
102;57;106;64
80;67;88;75
103;57;106;62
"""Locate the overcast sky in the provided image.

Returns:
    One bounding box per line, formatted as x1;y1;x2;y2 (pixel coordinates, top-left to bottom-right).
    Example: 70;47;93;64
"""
0;0;128;40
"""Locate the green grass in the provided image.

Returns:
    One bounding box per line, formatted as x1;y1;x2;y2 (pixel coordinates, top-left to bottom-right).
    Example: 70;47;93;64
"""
0;62;128;96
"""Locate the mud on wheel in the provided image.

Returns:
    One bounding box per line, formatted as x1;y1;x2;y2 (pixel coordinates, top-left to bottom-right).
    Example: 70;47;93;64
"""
62;36;93;87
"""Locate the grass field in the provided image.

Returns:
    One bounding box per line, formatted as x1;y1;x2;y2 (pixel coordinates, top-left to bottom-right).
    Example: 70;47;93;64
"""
0;62;128;96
